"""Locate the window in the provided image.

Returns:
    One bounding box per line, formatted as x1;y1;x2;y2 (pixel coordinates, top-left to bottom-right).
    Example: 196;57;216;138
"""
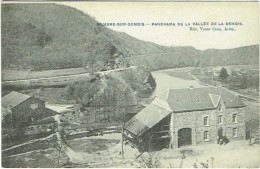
30;103;38;109
218;115;223;125
232;114;238;123
204;131;209;141
233;128;238;137
203;116;209;126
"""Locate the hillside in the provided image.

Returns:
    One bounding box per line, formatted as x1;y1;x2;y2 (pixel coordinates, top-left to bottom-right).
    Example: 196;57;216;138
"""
1;3;259;71
18;66;156;109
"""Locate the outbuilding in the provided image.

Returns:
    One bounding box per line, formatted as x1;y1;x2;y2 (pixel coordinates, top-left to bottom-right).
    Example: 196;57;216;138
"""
2;91;57;128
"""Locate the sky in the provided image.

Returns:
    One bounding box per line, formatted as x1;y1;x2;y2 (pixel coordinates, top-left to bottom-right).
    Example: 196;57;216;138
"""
59;2;259;50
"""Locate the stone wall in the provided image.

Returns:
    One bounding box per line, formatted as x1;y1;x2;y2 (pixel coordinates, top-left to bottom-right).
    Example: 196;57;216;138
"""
171;106;246;148
25;123;56;135
224;107;246;140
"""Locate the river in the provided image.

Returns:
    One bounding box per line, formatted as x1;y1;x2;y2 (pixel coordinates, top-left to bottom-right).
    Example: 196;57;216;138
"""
151;70;204;97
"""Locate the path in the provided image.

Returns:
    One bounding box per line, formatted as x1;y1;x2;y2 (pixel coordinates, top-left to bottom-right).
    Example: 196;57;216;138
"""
2;133;56;152
93;76;107;99
53;111;95;164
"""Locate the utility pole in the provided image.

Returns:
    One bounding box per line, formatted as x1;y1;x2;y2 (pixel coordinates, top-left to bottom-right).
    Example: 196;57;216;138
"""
148;133;154;153
169;113;174;149
121;125;124;159
179;151;186;168
249;113;252;146
211;157;214;168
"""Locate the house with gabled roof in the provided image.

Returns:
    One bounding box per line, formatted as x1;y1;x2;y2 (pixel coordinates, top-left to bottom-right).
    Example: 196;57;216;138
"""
124;87;246;151
2;91;57;128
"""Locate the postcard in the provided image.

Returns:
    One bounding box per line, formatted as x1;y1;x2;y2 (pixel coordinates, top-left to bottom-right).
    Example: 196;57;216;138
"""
1;1;259;168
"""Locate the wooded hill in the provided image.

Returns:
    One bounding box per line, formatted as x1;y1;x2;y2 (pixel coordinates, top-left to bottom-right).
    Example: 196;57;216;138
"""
2;3;259;71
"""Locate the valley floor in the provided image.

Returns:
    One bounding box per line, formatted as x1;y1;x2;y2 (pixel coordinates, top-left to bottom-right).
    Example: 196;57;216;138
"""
2;65;259;168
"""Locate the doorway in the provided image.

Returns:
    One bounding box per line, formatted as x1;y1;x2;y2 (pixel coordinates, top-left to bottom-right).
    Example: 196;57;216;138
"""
178;128;192;148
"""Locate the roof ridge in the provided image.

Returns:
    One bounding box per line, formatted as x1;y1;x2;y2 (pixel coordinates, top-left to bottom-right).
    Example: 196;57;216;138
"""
2;91;31;109
10;91;30;96
166;88;170;100
151;99;172;112
157;89;169;99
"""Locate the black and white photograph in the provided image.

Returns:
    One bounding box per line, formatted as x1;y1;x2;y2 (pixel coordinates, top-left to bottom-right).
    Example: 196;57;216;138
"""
1;1;259;168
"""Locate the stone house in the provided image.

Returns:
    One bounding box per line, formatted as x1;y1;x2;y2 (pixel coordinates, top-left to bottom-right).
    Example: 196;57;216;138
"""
2;91;57;128
124;87;246;151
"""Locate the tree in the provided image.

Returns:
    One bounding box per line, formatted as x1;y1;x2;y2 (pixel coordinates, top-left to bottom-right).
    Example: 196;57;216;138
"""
36;23;52;47
239;75;248;89
83;53;99;75
65;80;100;106
219;67;229;85
253;77;259;91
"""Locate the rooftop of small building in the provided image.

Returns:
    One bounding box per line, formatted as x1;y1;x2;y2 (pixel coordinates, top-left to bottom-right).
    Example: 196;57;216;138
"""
2;91;31;109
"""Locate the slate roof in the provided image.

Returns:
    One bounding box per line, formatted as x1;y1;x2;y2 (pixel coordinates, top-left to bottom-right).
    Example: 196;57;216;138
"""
125;87;245;137
2;91;31;109
164;87;245;112
125;103;171;136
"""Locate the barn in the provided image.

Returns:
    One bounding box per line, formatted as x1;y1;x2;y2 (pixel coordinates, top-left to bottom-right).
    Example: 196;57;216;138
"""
124;87;246;151
2;91;57;128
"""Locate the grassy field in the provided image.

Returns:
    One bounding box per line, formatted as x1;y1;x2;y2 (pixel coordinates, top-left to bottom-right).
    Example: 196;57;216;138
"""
2;68;88;81
68;137;120;153
2;148;69;168
191;65;259;99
